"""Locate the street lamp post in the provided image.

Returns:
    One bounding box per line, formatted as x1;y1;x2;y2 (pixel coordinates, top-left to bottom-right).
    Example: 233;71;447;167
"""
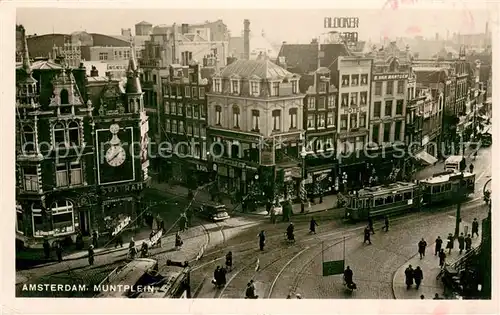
300;147;307;213
454;173;465;237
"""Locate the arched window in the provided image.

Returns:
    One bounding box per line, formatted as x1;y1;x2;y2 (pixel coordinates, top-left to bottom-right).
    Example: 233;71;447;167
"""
53;122;66;146
50;200;75;235
60;89;69;105
22;125;35;152
68;121;80;146
389;59;399;72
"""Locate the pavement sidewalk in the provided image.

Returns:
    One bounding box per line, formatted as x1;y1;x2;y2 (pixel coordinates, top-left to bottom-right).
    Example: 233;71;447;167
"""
392;219;482;300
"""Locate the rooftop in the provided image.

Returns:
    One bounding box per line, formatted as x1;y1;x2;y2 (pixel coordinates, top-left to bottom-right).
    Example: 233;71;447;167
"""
30;60;63;70
421;171;474;185
220;59;294;80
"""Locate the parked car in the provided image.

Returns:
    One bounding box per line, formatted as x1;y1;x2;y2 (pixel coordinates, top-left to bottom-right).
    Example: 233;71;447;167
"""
196;202;230;222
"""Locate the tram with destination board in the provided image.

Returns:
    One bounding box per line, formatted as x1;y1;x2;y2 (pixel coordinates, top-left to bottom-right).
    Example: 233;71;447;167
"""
344;171;475;221
137;260;191;299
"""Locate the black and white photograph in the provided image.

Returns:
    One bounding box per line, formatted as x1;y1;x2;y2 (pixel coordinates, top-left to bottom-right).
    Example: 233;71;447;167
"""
2;0;498;313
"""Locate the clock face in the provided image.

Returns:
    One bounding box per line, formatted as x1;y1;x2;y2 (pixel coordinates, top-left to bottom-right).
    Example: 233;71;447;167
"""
105;146;126;167
109;124;120;134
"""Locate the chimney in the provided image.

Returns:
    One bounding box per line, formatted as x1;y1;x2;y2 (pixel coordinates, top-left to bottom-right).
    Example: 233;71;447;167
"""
90;65;99;77
243;19;250;60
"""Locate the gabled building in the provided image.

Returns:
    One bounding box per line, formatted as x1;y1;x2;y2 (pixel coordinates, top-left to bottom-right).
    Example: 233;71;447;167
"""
206;59;305;203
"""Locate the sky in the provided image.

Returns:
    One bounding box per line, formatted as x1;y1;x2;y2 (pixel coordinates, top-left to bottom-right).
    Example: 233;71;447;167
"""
16;6;492;44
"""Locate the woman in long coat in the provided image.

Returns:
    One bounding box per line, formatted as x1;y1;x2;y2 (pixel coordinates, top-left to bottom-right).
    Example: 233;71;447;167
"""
446;233;454;254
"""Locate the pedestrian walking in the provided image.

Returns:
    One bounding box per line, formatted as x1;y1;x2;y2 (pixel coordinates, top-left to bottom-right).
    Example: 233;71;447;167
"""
219;266;227;286
245;281;258;299
179;214;187;232
258;230;266;251
55;243;63;262
212;266;221;287
383;215;389;232
270;207;276;224
309;217;318;234
88;245;95;265
418;238;427;259
363;226;372;245
438;249;446;267
458;232;465;254
435;236;443;255
433;293;441;300
413;266;423;289
175;232;183;250
465;234;472;251
225;251;233;272
472;218;479;238
469;164;474;173
43;238;51;259
115;233;123;248
368;216;375;234
404;265;414;290
75;231;84;250
92;230;98;248
446;233;454;254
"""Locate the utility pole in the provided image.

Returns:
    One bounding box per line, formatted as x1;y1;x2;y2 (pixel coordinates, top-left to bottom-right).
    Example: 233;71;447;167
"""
454;173;464;237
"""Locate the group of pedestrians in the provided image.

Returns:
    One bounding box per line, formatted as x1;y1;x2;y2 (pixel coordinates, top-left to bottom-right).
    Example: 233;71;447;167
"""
404;265;424;290
363;215;391;245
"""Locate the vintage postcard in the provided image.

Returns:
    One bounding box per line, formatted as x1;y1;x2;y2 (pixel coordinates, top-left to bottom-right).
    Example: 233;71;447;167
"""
1;0;498;314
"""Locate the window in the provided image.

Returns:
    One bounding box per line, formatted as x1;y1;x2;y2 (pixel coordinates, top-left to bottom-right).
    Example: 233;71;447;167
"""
291;80;298;94
350;114;358;129
351;74;359;86
22;125;36;152
318;97;326;109
201;105;206;119
193;126;200;137
200;127;206;138
186;104;192;118
340;114;348;131
23;166;38;191
341;93;348;107
383;122;391;142
179;121;184;134
60;89;69;105
51;200;75;235
233;106;240;128
199;87;205;99
317;113;326;128
213;79;221;92
252;110;260;131
355;136;364;151
327;112;335;127
307;114;315;129
215;106;222;125
68;121;80;147
177;103;183;116
193;104;199;119
70;161;82;186
53;122;66;147
99;52;108;60
316;139;324;152
164;101;170;115
325;138;334;151
271;82;280;96
16;206;24;234
395;121;402;141
171;102;177;115
308;97;316;109
374;101;381;118
250;82;259;95
360;92;367;105
397;80;404;94
56;163;68;187
375;82;382;96
386;81;394;95
385;100;393;117
361;74;368;85
289;108;298;129
153;75;157;84
396;100;404;115
272;110;281;131
341;75;350;87
319;83;327;93
192;87;198;98
350;92;358;106
185;86;191;97
165;119;171;132
372;124;380;144
328;96;335;108
187;124;193;135
359;113;366;128
172;120;178;133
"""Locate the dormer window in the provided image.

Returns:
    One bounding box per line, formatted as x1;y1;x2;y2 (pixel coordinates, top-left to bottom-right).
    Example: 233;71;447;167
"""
319;83;327;93
60;89;69;105
231;80;240;94
213;79;221;93
250;81;260;96
291;80;298;94
271;82;280;96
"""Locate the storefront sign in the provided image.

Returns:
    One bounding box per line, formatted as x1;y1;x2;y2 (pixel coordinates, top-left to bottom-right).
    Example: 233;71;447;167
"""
324;17;359;29
112;216;131;236
102;183;144;194
196;164;208;172
213;157;247;169
342;106;366;115
373;73;409;81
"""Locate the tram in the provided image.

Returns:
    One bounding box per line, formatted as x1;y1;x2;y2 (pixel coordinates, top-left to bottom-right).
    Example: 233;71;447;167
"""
344;171;475;221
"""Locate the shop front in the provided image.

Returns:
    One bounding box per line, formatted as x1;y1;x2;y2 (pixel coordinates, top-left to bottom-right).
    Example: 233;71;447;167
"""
305;168;336;197
212;156;258;201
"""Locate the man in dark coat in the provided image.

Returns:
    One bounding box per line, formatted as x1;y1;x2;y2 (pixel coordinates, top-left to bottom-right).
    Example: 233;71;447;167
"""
465;234;472;251
438;249;446;267
458;232;465;254
383;215;389;232
363;226;372;245
55;243;63;262
179;214;187;232
115;233;123;248
88;245;95;265
43;238;50;259
343;266;353;285
446;233;454;254
219;266;227;286
213;266;221;287
404;265;414;290
435;236;443;255
413;266;423;289
92;231;98;248
368;216;375;234
471;218;479;238
258;230;266;251
418;238;427;259
309;218;318;234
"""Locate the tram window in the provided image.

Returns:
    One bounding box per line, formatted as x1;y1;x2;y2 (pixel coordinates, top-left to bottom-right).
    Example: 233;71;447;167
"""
385;196;394;204
394;194;403;202
424;186;431;194
403;192;412;200
432;186;441;194
375;198;384;206
357;200;363;208
444;183;451;191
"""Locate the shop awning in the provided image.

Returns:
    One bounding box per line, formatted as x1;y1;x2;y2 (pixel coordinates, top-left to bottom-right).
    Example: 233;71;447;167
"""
415;150;438;166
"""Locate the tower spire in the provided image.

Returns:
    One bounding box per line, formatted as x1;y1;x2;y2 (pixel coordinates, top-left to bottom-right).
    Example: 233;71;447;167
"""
125;35;142;95
21;26;31;75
